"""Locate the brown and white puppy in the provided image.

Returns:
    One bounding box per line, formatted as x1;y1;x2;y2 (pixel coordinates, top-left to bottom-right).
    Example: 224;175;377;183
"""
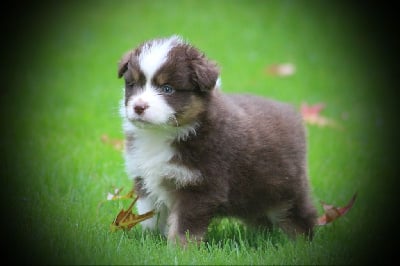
118;35;317;245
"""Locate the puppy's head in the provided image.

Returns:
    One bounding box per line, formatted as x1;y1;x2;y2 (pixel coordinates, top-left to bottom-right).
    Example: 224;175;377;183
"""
118;35;219;127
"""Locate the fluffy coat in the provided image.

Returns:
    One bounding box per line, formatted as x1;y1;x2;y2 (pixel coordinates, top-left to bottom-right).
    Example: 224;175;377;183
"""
117;35;317;245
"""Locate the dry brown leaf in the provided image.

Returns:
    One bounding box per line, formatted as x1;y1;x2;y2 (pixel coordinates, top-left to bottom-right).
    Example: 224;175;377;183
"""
101;134;124;151
265;63;296;77
317;193;357;226
97;187;135;213
106;187;134;201
110;196;155;232
300;102;341;128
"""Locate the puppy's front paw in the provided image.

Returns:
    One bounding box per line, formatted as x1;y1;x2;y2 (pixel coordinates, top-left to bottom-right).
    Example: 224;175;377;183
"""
167;212;187;246
167;230;204;248
167;232;188;247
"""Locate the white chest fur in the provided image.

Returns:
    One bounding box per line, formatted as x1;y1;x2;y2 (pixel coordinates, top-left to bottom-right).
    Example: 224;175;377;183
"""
123;122;200;209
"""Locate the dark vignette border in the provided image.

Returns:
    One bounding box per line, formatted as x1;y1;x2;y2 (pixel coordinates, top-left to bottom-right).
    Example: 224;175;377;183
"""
0;1;398;264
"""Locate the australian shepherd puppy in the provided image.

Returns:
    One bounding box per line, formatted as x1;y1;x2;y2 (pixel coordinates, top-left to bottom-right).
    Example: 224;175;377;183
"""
118;35;317;245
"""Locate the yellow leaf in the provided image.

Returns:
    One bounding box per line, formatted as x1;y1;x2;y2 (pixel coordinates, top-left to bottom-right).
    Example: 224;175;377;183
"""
265;63;296;77
110;196;155;232
97;187;135;214
101;134;125;151
300;102;342;129
317;193;357;225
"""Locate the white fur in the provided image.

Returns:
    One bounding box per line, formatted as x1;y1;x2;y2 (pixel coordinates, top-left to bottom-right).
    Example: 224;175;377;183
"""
122;36;184;126
215;76;222;90
137;197;169;234
121;99;200;232
122;124;200;233
136;197;158;229
125;86;175;125
139;35;183;79
123;125;201;204
120;35;201;233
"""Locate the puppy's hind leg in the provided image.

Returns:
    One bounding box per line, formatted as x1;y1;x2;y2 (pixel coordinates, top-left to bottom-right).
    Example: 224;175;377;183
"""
253;199;316;239
275;199;317;239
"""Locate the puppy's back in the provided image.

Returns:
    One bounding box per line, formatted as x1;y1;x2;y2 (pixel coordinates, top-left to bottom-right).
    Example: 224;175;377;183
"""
226;94;306;155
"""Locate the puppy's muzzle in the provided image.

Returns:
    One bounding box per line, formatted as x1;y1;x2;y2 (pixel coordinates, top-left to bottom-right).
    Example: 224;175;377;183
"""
134;99;149;115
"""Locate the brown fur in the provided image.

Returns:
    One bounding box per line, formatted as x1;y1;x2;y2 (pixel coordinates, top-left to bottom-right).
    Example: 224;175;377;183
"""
171;93;317;240
118;36;317;245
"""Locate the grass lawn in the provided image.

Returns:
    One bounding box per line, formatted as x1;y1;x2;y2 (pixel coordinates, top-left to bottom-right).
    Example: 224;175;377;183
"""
1;0;397;265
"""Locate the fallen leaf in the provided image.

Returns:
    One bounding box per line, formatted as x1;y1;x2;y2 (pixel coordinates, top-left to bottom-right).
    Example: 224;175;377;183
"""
97;187;135;213
265;63;296;77
106;187;134;201
110;196;155;232
317;192;357;225
300;102;341;128
107;187;123;200
101;134;124;151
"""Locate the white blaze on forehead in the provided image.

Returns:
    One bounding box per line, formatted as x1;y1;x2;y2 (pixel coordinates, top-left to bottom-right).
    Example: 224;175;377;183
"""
139;35;183;79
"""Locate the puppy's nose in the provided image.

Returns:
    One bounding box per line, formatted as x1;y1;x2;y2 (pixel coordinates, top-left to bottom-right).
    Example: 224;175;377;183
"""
134;100;149;115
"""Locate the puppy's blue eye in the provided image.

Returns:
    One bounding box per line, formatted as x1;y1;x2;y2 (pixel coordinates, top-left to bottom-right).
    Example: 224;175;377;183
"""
161;85;174;94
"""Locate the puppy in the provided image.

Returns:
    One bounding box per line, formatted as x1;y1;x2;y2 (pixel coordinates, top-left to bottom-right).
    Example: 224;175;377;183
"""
118;35;317;245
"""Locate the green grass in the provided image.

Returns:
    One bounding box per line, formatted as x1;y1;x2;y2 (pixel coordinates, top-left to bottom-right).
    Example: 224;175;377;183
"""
2;0;395;265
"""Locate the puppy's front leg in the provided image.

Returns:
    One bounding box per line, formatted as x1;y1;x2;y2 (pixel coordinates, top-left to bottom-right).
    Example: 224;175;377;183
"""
167;195;214;246
134;177;168;234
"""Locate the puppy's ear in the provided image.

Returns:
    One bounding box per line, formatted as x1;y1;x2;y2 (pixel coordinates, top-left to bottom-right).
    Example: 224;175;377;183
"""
190;49;220;92
194;59;219;92
118;51;132;78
